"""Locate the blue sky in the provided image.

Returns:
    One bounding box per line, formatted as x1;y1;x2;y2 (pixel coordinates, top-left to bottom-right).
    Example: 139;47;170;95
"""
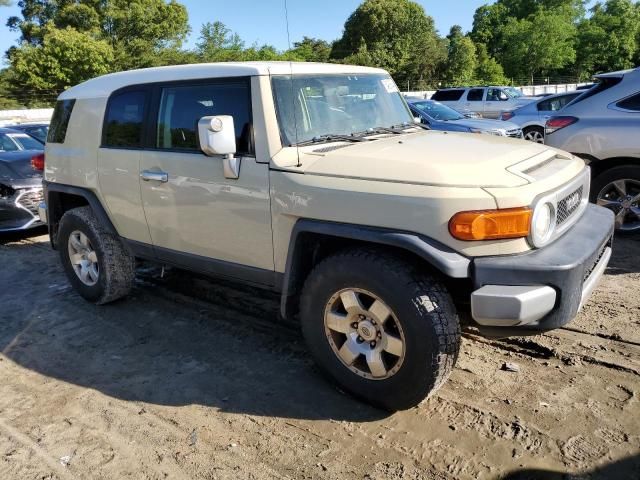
0;0;493;65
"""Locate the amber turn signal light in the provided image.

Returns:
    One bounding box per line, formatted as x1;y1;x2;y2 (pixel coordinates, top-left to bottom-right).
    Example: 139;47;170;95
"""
449;207;532;241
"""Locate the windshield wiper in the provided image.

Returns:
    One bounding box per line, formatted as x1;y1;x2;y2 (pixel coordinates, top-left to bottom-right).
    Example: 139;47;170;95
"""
356;123;429;137
293;133;370;147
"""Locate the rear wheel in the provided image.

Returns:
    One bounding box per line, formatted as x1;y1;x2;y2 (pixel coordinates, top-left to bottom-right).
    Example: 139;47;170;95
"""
300;248;460;411
523;126;545;144
591;165;640;233
58;206;135;304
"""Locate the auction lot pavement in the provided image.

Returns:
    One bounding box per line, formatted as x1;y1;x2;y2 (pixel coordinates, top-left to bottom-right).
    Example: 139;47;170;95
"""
0;229;638;480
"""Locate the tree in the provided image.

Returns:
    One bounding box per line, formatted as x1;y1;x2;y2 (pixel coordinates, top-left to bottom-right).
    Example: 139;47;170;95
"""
331;0;445;89
474;43;507;84
8;26;114;105
444;26;477;85
7;0;190;70
576;0;640;77
196;21;246;62
287;37;332;62
500;7;577;82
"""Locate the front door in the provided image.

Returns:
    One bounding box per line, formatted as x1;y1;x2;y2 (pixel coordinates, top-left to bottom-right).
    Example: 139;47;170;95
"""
139;78;274;281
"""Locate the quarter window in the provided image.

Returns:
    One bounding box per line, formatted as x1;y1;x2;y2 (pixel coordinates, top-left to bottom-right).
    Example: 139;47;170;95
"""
616;93;640;111
156;81;252;153
431;89;465;101
103;91;147;148
48;99;75;143
467;88;484;101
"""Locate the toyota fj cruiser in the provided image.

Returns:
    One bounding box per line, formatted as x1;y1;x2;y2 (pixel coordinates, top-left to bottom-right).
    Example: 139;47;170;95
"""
40;62;614;410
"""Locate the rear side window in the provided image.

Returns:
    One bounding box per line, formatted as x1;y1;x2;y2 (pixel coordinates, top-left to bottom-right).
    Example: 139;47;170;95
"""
48;99;75;143
156;80;252;153
467;88;484;101
103;90;147;148
432;89;464;101
537;93;580;112
616;93;640;111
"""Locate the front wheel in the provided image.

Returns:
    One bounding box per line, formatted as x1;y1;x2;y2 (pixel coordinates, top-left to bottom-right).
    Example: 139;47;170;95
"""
300;248;460;411
591;165;640;233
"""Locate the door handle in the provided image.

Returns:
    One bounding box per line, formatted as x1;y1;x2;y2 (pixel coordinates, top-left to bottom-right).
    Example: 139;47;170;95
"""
141;170;168;182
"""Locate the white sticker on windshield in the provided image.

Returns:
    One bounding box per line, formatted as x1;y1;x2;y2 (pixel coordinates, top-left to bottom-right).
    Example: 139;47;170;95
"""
381;78;399;93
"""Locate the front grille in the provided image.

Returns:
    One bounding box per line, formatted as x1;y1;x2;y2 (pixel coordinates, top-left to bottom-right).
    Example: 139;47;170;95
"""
583;239;610;283
506;129;523;138
17;189;43;216
556;186;583;226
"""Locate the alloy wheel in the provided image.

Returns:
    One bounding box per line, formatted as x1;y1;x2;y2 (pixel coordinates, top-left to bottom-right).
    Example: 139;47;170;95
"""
68;230;100;286
323;288;405;380
524;129;545;144
597;179;640;232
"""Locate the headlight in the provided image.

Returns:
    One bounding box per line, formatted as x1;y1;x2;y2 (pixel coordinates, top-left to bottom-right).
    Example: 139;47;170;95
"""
530;202;555;247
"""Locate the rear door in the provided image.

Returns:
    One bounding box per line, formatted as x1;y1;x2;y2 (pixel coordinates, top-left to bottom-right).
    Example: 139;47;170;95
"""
138;78;275;280
97;88;151;244
463;88;485;116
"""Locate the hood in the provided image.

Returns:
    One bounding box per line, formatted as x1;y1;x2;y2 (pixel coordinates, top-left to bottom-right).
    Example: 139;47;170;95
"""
0;150;43;186
447;118;520;132
295;131;558;188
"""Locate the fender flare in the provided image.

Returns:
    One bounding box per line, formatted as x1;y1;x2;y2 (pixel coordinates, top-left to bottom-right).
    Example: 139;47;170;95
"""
280;218;470;319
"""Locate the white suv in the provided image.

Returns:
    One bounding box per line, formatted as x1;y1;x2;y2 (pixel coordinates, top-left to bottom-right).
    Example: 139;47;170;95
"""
432;86;536;120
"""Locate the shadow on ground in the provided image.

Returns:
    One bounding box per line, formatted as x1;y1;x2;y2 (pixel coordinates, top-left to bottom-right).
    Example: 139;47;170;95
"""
500;453;640;479
0;235;387;423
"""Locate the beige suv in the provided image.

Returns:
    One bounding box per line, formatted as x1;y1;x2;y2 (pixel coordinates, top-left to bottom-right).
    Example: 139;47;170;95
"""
40;62;614;410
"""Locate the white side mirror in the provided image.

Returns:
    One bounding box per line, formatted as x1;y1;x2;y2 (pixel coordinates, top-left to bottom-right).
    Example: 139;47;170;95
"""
198;115;240;179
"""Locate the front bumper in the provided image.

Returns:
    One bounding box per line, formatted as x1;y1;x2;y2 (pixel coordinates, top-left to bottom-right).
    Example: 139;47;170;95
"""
0;186;44;232
470;204;614;331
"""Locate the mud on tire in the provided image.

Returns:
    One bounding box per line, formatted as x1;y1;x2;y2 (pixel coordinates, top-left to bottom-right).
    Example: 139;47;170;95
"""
58;206;135;304
300;248;461;411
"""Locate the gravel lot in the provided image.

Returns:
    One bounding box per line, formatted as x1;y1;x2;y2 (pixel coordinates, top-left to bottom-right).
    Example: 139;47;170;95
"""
0;229;638;480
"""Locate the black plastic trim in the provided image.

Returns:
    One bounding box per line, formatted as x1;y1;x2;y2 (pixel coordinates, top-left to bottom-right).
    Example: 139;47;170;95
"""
280;218;471;319
472;204;614;331
124;239;280;289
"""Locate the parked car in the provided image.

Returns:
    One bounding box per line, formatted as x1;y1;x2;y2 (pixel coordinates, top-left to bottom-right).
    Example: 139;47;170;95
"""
545;67;640;233
500;91;583;143
41;62;613;410
0;128;44;232
431;86;536;119
408;99;523;138
6;123;49;144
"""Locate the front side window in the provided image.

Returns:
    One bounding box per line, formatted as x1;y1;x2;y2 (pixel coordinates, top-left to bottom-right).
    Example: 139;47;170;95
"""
272;74;413;146
103;91;147;148
48;99;75;143
487;88;508;101
156;81;252;153
467;88;484;102
616;92;640;112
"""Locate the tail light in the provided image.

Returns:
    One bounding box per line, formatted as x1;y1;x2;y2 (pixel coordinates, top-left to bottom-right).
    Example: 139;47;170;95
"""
501;111;514;121
31;153;45;171
545;116;578;135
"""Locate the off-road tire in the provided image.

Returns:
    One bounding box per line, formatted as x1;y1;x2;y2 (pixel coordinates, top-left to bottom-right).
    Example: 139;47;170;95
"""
300;248;460;411
58;206;135;304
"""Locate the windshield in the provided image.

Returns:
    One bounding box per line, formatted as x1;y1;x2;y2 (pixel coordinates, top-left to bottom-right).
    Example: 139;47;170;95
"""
504;87;524;98
9;134;43;150
272;74;414;146
411;101;464;121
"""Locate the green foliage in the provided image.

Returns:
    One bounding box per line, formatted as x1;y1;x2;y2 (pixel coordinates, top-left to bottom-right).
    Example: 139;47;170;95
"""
576;0;640;76
331;0;446;89
474;44;508;84
8;26;114;105
288;37;332;62
444;26;477;86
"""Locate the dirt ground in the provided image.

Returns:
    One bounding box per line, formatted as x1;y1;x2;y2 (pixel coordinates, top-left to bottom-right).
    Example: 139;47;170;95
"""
0;229;638;480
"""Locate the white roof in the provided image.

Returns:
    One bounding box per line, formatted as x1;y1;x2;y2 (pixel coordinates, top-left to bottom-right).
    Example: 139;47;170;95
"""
59;62;388;100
